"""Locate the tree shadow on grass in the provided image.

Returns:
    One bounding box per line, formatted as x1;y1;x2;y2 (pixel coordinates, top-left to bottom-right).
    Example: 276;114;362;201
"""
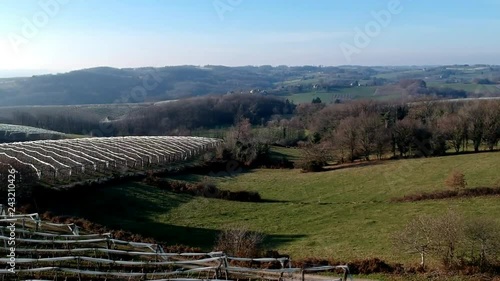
322;160;386;172
264;233;307;251
260;199;291;203
35;182;189;218
108;220;306;251
269;149;300;162
33;182;304;251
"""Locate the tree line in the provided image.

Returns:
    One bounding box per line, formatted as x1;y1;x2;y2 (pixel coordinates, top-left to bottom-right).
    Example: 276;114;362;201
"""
5;93;500;168
111;94;295;136
7;95;295;137
286;99;500;170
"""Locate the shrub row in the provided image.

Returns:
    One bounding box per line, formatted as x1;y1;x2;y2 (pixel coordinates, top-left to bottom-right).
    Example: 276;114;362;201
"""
144;177;262;202
391;187;500;202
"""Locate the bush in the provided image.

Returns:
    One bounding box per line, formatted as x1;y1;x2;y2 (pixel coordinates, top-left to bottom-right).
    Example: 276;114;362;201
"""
395;211;500;273
264;156;295;169
218;118;272;167
144;176;262;202
297;142;329;172
461;217;500;271
445;170;467;190
298;160;325;172
391;186;500;202
214;227;265;258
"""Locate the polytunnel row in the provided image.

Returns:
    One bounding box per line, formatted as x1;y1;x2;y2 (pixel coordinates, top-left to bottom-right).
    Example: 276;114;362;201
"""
0;210;352;280
0;136;223;182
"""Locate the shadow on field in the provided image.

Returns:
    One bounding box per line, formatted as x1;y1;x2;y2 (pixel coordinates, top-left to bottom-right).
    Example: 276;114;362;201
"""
35;182;189;218
264;233;307;250
269;149;300;161
260;198;291;203
33;182;303;250
323;160;386;172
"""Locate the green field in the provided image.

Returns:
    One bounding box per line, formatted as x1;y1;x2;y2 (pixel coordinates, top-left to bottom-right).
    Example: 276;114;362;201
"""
49;151;500;265
285;86;404;103
285;82;500;104
0;103;149;121
270;146;302;161
427;82;500;95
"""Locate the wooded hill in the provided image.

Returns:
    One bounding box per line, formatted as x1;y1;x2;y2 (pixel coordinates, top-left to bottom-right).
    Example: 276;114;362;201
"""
1;65;499;106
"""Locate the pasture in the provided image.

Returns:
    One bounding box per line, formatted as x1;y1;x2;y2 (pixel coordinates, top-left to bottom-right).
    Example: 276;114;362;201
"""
427;82;500;96
283;86;410;104
0;103;149;121
49;151;500;264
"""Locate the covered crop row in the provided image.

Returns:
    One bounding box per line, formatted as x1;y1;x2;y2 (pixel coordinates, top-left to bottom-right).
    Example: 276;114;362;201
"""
0;123;66;142
0;136;222;183
0;210;351;281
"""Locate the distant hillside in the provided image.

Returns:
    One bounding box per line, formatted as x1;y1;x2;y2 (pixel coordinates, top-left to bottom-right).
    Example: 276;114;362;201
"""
0;65;499;106
0;66;281;106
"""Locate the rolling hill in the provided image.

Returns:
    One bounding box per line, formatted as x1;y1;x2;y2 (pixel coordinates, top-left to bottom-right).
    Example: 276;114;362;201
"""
1;65;499;106
41;150;500;264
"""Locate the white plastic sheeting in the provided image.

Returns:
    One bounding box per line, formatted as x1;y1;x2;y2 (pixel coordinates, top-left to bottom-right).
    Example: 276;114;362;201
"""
0;211;351;281
0;136;222;181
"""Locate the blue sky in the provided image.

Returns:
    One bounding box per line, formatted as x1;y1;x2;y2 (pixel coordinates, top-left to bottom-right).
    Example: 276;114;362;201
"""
0;0;499;73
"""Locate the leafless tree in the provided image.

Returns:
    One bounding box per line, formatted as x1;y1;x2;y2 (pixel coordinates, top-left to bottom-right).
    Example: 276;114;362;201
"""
461;102;484;152
462;217;500;269
297;141;331;172
437;113;468;153
393;214;435;269
429;210;465;268
395;210;466;269
392;118;419;157
482;100;500;151
357;113;383;160
334;117;359;162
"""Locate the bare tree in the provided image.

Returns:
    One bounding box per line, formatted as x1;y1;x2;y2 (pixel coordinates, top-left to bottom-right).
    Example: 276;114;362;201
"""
461;102;484;152
437;113;468;153
297;141;330;172
430;210;465;268
334;117;359;162
373;127;391;160
482;100;500;151
232;118;253;143
393;214;435;269
395;210;466;269
357;113;383;160
462;217;500;269
392;118;418;157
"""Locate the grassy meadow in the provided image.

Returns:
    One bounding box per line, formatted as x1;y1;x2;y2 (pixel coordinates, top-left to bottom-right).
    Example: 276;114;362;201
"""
283;84;416;104
48;151;500;265
427;82;500;95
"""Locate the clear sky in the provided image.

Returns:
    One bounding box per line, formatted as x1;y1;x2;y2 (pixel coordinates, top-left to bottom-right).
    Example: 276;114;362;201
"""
0;0;499;73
